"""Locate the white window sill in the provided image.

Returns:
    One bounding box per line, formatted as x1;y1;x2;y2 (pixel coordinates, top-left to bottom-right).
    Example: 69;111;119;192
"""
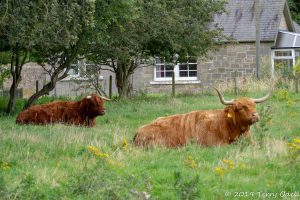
61;75;104;81
150;80;201;85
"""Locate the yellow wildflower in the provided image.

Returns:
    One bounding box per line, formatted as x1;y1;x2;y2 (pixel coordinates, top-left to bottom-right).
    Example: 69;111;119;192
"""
184;155;197;169
222;159;235;169
87;145;110;159
122;138;128;150
1;162;10;170
293;138;300;144
215;167;226;176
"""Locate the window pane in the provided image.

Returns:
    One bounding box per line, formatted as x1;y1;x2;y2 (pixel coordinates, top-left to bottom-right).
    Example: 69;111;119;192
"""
156;72;162;78
274;59;293;75
156;65;164;71
189;64;197;70
274;51;292;56
179;64;188;71
179;71;188;77
68;64;79;76
189;71;197;77
166;72;173;77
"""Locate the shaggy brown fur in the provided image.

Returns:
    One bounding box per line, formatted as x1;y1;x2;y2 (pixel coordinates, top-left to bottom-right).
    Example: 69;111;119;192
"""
133;98;260;147
16;94;107;127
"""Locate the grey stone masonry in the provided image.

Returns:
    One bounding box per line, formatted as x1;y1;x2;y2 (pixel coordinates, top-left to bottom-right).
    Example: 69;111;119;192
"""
198;42;273;89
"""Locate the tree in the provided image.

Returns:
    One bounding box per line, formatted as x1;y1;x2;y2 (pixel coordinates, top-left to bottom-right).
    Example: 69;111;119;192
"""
87;0;227;98
22;0;96;109
0;0;37;114
288;0;300;25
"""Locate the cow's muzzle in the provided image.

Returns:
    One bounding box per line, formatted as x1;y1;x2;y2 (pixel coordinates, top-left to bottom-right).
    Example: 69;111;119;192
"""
250;112;259;124
99;110;106;115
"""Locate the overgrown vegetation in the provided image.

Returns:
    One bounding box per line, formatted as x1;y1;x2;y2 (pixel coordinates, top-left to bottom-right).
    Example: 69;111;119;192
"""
0;84;299;199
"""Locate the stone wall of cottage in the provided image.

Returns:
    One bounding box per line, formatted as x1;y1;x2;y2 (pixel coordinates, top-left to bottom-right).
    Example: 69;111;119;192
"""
198;42;273;89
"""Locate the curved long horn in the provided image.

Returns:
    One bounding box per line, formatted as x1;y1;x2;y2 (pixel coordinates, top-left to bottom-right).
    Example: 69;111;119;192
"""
214;87;234;105
252;91;271;103
100;96;112;101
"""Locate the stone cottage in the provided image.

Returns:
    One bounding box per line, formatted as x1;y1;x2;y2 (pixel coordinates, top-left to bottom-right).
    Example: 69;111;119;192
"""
131;0;299;94
3;0;300;97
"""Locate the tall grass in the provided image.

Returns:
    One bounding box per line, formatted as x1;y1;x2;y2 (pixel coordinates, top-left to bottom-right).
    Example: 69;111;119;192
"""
0;81;300;199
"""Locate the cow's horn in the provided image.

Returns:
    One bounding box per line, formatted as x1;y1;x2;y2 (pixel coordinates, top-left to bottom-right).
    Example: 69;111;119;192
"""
214;87;234;105
86;95;92;99
252;91;271;103
100;96;112;101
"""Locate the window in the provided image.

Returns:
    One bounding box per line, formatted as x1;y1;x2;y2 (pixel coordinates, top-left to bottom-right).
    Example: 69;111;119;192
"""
65;61;103;80
178;58;198;78
68;63;80;78
155;64;173;79
154;57;198;81
272;50;294;75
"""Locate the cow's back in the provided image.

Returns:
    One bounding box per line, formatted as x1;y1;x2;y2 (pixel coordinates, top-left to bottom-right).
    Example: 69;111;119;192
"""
16;101;71;125
134;109;228;147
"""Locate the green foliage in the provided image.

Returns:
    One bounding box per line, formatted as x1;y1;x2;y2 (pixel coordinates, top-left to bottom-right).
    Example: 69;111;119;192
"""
0;64;10;88
174;171;201;200
288;0;300;25
0;51;11;65
254;105;273;143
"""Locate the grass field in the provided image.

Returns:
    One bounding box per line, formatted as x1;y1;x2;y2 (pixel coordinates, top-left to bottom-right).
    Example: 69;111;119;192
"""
0;89;300;199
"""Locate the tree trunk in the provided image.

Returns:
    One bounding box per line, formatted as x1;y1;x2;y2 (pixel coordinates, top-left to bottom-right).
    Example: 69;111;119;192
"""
23;67;67;109
6;45;24;114
115;64;132;99
23;80;56;110
6;78;17;114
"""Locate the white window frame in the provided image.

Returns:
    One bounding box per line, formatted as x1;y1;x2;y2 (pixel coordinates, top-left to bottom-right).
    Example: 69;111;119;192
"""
64;61;103;81
271;49;296;76
68;61;81;78
154;63;174;81
176;62;198;81
154;59;198;81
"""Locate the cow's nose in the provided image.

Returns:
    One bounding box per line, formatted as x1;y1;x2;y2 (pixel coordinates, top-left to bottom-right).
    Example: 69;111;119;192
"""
100;110;106;115
252;112;259;118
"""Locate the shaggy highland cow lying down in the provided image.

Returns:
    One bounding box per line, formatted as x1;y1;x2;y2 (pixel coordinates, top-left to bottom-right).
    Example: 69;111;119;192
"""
16;94;110;127
133;88;271;147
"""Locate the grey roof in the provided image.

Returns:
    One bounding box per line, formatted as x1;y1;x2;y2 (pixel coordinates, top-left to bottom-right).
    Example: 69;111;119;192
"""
213;0;292;42
293;21;300;33
273;31;300;48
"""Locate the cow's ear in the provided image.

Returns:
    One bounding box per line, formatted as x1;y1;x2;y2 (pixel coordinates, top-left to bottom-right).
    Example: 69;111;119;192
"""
225;107;236;125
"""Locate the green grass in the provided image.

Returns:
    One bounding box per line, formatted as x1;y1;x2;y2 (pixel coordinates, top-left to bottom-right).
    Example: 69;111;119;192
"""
0;91;300;199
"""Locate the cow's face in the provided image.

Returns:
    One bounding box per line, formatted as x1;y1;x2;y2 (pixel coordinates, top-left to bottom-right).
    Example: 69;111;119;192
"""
89;94;106;116
214;87;270;126
231;98;259;125
81;94;108;117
